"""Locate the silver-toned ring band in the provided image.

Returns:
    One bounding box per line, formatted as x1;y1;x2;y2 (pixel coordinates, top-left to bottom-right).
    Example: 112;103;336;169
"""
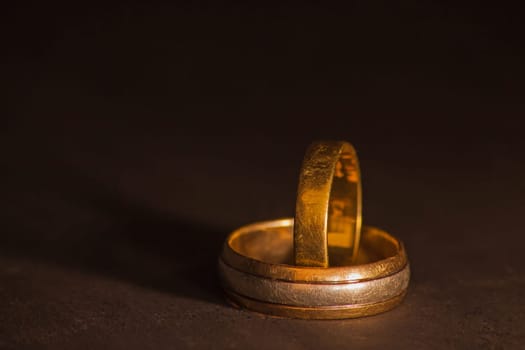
219;259;410;307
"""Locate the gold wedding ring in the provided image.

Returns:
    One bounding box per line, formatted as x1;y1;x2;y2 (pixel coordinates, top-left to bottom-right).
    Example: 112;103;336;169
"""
219;140;410;319
294;141;362;267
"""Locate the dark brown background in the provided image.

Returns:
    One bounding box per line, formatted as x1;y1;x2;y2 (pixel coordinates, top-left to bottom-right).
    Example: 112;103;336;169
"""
2;2;525;349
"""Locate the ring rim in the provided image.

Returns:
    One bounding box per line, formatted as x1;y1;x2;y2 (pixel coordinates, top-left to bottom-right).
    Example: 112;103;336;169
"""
221;218;407;283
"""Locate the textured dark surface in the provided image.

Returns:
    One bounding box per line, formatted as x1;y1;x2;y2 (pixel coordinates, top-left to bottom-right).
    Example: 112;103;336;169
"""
2;2;525;349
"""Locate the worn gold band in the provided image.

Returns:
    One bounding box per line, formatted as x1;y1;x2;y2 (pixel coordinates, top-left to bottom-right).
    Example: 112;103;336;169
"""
219;218;409;319
294;141;362;267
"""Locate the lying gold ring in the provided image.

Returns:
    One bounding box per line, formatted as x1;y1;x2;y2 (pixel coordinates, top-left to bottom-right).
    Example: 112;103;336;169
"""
294;141;362;267
219;218;410;319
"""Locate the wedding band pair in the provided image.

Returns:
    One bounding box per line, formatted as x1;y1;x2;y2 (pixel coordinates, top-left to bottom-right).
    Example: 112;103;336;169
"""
219;141;410;319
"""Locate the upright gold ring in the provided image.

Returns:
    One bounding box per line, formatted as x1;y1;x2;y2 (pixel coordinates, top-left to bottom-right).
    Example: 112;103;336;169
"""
294;141;362;267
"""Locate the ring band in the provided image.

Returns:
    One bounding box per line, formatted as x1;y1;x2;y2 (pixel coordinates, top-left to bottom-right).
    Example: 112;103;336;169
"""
294;141;362;267
219;218;410;319
219;260;409;306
